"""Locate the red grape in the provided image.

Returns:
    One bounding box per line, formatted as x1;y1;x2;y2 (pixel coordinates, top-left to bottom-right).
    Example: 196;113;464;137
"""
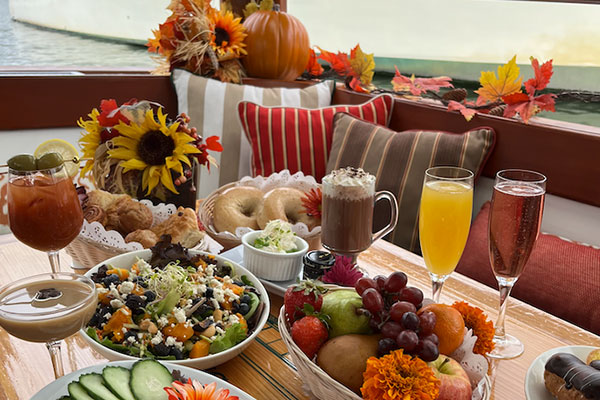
401;312;420;331
377;338;398;357
418;311;437;335
369;317;382;332
398;286;424;306
384;271;408;293
420;333;439;346
396;330;419;352
418;340;439;362
355;277;378;296
389;301;417;322
373;275;387;291
362;288;384;314
381;321;404;340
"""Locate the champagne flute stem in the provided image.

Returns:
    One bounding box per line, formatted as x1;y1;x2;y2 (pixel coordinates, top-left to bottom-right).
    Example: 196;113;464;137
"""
47;251;61;274
430;273;447;303
46;340;65;378
494;278;516;339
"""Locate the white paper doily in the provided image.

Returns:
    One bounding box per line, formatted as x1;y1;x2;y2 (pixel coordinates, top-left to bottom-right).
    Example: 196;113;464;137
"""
210;170;322;241
79;199;223;254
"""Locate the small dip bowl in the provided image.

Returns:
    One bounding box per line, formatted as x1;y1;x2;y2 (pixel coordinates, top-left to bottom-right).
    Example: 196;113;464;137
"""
241;231;309;281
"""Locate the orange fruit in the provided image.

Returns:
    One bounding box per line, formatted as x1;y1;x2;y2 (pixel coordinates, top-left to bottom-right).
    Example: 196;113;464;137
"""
419;303;465;355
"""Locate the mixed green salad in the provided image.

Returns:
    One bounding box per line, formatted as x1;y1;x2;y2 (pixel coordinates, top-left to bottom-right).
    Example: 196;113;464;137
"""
86;237;264;360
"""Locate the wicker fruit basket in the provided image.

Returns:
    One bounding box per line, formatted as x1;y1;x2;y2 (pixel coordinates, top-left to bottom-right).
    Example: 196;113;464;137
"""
199;171;322;252
278;305;361;400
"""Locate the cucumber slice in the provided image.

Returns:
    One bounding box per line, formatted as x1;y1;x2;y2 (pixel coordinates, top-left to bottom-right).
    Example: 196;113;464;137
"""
244;292;260;320
67;382;94;400
130;360;173;400
102;366;136;400
155;289;180;316
79;373;120;400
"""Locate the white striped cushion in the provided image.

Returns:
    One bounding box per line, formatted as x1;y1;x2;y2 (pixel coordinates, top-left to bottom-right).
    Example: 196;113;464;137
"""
171;69;334;198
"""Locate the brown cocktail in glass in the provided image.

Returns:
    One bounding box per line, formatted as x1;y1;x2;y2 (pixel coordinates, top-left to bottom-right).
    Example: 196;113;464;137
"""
321;167;398;260
0;272;97;377
8;163;83;273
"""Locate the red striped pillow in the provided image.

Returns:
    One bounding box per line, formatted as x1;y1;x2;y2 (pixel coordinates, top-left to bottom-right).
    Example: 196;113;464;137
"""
237;94;394;181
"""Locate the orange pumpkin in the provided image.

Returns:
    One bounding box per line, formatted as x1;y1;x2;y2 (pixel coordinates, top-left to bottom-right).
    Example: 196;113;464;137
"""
243;10;310;81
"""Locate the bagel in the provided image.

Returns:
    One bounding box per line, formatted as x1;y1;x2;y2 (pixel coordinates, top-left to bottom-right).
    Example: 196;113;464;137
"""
213;186;263;233
256;187;320;230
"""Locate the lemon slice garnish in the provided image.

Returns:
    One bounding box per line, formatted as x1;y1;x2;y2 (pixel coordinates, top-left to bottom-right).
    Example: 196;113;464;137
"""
34;139;80;177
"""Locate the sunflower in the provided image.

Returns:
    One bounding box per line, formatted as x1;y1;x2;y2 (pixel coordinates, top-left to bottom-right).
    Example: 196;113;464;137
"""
78;108;102;177
452;301;495;355
361;349;440;400
108;108;199;195
208;9;247;57
164;379;240;400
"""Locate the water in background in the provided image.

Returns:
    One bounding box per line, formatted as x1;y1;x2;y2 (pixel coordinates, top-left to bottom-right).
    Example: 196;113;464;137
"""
1;0;598;127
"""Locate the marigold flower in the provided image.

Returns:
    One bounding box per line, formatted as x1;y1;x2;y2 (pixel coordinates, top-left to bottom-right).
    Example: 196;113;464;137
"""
452;301;495;355
361;350;440;400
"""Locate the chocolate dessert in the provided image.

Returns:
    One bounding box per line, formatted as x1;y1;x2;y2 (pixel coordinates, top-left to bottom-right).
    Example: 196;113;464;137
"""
544;353;600;399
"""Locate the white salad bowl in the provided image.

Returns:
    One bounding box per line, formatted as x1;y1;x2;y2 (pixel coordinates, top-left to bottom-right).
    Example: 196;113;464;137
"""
80;249;270;369
241;231;309;282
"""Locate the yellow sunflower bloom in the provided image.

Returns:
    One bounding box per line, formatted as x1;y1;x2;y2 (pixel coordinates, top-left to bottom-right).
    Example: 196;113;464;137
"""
108;108;199;195
209;9;247;57
77;108;102;177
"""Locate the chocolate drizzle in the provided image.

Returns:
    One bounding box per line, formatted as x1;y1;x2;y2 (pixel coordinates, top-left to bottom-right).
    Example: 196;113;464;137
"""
545;353;600;399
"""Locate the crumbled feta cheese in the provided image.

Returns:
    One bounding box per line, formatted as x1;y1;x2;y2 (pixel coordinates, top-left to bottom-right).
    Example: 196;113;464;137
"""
198;284;207;294
97;287;109;294
223;288;239;301
157;316;169;329
206;265;214;276
127;336;137;344
223;276;233;285
174;340;185;351
110;299;124;308
103;313;112;319
121;327;128;333
165;336;177;346
213;288;225;303
173;307;186;323
137;333;145;339
151;331;163;345
211;298;220;309
215;326;225;335
120;281;135;294
228;314;240;325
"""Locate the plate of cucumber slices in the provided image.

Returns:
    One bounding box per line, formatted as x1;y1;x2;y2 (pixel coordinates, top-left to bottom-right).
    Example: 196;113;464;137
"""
31;359;256;400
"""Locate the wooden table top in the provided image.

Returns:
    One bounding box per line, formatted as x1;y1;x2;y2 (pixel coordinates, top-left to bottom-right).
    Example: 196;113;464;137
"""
0;235;598;400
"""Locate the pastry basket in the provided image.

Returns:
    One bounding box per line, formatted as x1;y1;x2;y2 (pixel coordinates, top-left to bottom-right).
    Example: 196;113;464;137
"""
66;200;222;270
199;170;322;252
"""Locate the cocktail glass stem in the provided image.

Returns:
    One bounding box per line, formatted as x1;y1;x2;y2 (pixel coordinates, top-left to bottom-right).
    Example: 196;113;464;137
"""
489;276;523;359
47;250;61;274
46;340;65;378
430;272;448;303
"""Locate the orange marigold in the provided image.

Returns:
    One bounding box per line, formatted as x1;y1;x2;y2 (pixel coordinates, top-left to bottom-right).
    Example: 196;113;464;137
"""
452;301;495;355
361;350;440;400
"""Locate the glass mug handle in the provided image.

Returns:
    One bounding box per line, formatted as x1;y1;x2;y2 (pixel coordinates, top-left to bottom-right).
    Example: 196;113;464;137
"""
371;190;398;243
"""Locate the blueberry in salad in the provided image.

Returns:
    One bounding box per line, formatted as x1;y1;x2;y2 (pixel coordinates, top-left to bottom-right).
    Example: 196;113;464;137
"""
86;236;264;360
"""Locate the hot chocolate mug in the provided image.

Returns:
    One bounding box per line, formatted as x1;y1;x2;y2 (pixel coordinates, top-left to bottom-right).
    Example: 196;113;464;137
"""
321;167;398;258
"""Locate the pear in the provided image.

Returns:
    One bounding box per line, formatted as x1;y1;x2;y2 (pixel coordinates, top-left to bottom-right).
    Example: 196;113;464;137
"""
320;290;370;338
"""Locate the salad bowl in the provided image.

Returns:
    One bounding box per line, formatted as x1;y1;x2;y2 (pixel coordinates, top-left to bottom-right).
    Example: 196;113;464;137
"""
80;248;270;369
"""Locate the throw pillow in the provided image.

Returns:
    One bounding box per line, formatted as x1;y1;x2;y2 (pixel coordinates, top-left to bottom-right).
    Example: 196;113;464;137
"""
456;201;600;334
171;69;335;198
237;94;394;182
326;112;495;252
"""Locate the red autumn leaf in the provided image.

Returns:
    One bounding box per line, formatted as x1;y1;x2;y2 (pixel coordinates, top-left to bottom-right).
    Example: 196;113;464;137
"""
348;77;369;93
447;100;476;121
97;99;137;127
502;92;556;123
317;47;353;76
525;58;553;94
305;48;324;77
205;135;223;152
391;66;453;95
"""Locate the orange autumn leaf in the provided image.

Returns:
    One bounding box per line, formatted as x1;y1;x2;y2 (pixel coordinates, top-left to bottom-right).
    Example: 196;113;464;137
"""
305;48;324;76
317;47;353;76
349;44;375;86
447;100;476;121
391;67;453;96
475;55;522;103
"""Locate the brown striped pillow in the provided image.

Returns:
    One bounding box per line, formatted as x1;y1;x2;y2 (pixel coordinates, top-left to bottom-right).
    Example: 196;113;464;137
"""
327;112;495;253
171;69;335;198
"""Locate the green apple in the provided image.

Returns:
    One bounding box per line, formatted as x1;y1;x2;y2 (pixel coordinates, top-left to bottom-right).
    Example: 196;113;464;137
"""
320;290;370;338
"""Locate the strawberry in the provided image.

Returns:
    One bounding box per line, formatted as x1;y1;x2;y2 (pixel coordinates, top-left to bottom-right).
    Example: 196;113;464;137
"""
284;280;327;324
291;315;329;359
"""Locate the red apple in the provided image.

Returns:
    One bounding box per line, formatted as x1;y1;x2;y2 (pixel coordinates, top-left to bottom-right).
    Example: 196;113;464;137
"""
428;355;472;400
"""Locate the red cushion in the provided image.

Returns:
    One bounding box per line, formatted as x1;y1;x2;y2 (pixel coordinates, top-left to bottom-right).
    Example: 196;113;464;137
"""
457;201;600;334
237;94;394;181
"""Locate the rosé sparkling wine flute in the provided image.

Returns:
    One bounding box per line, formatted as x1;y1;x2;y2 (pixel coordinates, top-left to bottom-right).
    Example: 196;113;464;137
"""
487;169;546;359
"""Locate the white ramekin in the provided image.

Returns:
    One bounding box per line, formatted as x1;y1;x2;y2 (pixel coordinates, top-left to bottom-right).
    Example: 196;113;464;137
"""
241;231;309;281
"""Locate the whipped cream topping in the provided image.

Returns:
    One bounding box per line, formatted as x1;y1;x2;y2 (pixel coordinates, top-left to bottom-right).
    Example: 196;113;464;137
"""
322;167;375;200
